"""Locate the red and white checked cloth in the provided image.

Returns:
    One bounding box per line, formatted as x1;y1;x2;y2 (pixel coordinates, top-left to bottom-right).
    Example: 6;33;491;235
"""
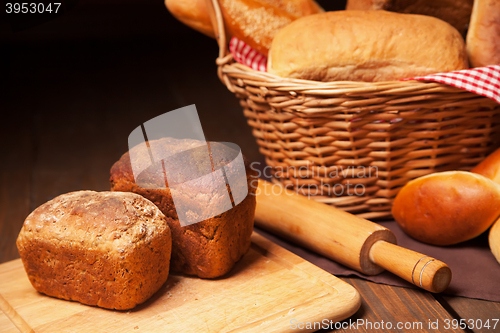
409;65;500;104
229;37;267;72
228;37;500;104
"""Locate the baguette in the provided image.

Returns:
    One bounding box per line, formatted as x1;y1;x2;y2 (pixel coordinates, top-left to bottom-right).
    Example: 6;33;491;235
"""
471;147;500;184
165;0;215;37
471;148;500;264
165;0;323;56
466;0;500;67
490;218;500;264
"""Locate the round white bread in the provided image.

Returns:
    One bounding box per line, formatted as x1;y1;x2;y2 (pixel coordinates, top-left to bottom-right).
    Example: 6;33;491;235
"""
392;171;500;246
490;218;500;264
466;0;500;68
268;10;468;82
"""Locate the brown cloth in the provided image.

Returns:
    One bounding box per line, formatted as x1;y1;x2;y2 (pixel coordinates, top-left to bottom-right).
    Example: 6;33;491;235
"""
255;221;500;302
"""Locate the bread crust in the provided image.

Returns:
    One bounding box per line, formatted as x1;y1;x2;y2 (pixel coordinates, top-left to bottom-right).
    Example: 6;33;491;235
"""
165;0;215;37
472;147;500;184
110;138;257;278
490;219;500;264
268;10;468;82
16;191;172;310
346;0;473;35
466;0;500;67
165;0;323;56
392;171;500;246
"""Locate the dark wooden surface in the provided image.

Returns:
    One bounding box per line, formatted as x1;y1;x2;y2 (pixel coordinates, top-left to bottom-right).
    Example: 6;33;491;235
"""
1;1;499;332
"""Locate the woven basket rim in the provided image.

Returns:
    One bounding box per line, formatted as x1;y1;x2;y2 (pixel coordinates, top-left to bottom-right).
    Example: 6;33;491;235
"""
205;0;484;102
218;60;474;93
216;59;496;118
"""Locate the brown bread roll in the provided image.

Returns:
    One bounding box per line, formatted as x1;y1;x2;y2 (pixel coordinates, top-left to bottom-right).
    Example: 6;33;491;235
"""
165;0;323;56
110;137;257;278
466;0;500;67
392;171;500;246
16;191;172;310
268;10;468;82
346;0;473;35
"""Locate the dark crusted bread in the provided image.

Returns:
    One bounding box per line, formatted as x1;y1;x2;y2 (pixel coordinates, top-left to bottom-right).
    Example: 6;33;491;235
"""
346;0;473;36
16;191;172;310
110;137;257;278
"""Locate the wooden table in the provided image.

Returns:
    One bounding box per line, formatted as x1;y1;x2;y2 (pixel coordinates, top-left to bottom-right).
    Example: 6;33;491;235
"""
1;1;499;332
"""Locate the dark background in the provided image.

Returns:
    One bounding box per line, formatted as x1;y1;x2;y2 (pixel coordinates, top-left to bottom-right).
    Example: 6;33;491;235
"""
0;0;346;260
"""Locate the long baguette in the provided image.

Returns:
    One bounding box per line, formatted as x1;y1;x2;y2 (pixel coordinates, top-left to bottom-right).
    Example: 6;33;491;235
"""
165;0;323;56
466;0;500;67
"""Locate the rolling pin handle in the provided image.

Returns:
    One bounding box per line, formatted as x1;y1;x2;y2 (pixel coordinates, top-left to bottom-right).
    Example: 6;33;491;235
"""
368;240;452;293
255;179;453;293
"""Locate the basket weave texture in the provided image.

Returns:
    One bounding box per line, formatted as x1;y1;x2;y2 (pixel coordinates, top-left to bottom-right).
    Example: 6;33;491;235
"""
207;0;500;219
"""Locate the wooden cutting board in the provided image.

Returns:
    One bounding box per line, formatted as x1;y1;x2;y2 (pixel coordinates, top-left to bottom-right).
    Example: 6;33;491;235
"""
0;232;361;333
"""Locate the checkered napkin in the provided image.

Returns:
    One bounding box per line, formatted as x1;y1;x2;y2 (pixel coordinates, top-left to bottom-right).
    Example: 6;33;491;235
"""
229;37;267;72
409;65;500;104
228;37;500;104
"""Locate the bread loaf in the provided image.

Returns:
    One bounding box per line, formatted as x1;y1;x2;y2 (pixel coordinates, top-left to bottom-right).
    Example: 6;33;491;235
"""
16;191;172;310
165;0;215;37
471;147;500;184
165;0;324;56
346;0;473;35
490;218;500;264
110;137;257;278
392;171;500;246
268;10;468;82
466;0;500;67
470;148;500;263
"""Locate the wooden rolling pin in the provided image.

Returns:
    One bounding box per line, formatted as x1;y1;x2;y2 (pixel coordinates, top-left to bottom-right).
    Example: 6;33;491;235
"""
254;179;452;293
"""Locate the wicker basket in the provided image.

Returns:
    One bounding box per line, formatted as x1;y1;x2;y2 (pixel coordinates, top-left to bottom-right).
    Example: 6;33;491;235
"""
207;0;500;219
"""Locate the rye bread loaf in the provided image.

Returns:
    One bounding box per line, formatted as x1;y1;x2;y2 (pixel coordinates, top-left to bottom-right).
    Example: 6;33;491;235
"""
16;191;172;310
110;137;257;278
